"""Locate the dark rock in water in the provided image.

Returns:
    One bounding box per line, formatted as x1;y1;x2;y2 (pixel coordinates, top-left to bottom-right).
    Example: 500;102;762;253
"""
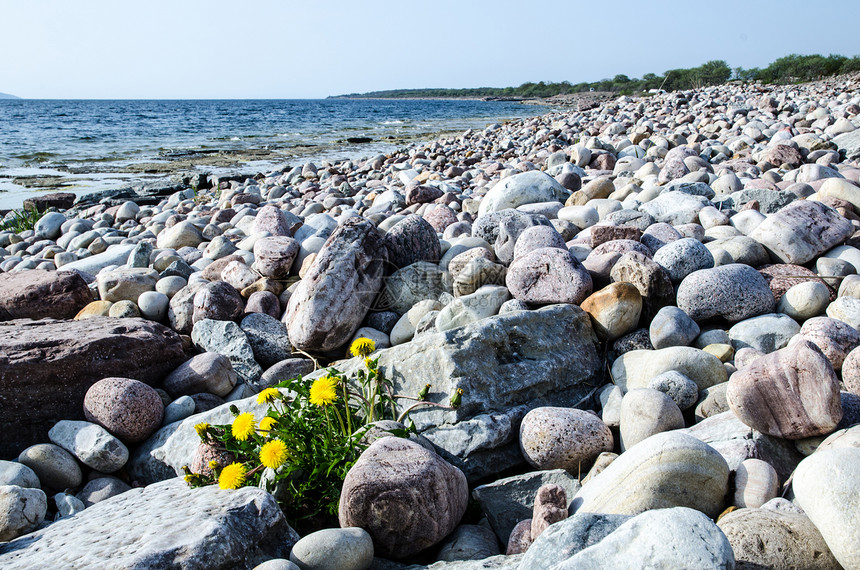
286;217;388;352
23;192;75;212
0;270;92;321
0;478;298;569
0;317;186;458
346;137;373;144
382;214;441;270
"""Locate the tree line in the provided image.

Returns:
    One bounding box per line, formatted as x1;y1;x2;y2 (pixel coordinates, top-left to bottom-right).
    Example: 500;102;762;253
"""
335;54;860;99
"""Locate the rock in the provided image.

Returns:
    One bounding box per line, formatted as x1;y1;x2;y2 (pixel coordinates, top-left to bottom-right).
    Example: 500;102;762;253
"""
478;171;568;216
727;313;801;354
23;191;74;212
0;462;40;489
257;359;316;391
16;443;82;492
778;281;831;321
506;519;533;556
638;191;710;225
647;371;699;410
435;285;510;332
0;270;92;321
530;484;568;541
83;377;165;443
652;238;714;283
286;218;387;351
512;225;566;261
759;263;835;304
506;248;592;305
518;511;630;570
733;458;779;509
254;236;300;279
727;340;842;439
609;251;674;322
240;313;293;368
519;407;613;473
162;352;238;398
0;478;298;569
611;346;727;392
494;212;553;265
289;527;374;570
0;485;47;542
0;317;186;458
254;561;300;570
252;205;294;236
717;507;841;570
827;296;860;329
570;431;729;518
191;319;263;386
543;507;734;569
619;389;685;451
791;447;860;569
376;261;452;315
137;291;169;322
676;264;775;323
192;280;245;324
798;316;860;371
453;257;507;297
76;477;132;507
338;438;468;559
58;244;136;275
55;491;86;519
579;282;642;341
390;300;443;345
436;524;501;562
48;420;129;473
649;306;700;349
156;220;204;249
96;267;157;303
749;200;853;264
382;214;441;270
472;469;581;545
163;395;196;425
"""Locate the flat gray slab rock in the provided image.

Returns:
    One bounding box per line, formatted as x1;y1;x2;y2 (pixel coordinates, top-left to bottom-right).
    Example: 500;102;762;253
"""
0;478;298;569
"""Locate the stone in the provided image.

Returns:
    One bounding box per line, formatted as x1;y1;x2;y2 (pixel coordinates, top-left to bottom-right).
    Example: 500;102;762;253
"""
338;438;468;559
798;316;860;371
733;458;779;509
472;469;581;545
162;352;238;398
727;340;842;439
649;306;700;349
382;214;441;270
252;204;294;236
843;345;860;396
0;270;91;321
16;443;82;492
506;520;533;556
0;485;47;542
240;313;292;368
676;264;775;323
727;313;801;354
192;280;245;324
48;420;128;473
289;527;374;570
619;389;685;451
778;281;830;321
638;191;711;225
58;244;136;275
652;237;714;284
609;251;674;322
494;212;553;265
749;200;853;264
192;319;263;386
55;491;86;519
518;511;630;570
453;257;507;297
571;431;729;518
512;225;566;261
163;395;196;425
257;358;317;391
717;507;841;570
156;220;204;249
579;282;641;341
611;346;727;392
759;263;835;304
530;484;568;541
76;477;132;507
84;377;165;443
0;317;186;458
436;524;501;562
506;247;592;305
390;299;443;345
286;218;387;351
0;478;298;569
109;300;141;318
0;462;40;489
792;447;860;569
435;285;510;332
96;267;157;303
376;261;452;315
519;407;613;473
254;236;300;279
137;290;169;322
647;371;699;410
827;296;860;329
478;171;568;216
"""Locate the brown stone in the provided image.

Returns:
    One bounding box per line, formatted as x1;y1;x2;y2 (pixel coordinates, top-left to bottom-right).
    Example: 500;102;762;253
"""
84;378;165;443
505;519;533;555
22;192;75;212
0;270;92;321
589;225;643;248
727;340;842;439
758;264;836;303
530;484;567;541
338;438;468;559
609;251;675;322
0;317;186;457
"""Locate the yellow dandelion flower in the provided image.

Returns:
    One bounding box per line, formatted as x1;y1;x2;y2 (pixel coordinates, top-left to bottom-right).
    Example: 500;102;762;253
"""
218;462;246;489
259;439;289;469
364;357;374;368
231;413;256;441
259;416;278;431
256;388;280;405
208;460;219;470
350;337;376;357
194;422;210;439
184;473;196;484
309;376;338;407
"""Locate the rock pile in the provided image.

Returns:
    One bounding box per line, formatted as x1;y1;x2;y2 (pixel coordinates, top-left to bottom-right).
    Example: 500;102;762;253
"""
3;72;860;568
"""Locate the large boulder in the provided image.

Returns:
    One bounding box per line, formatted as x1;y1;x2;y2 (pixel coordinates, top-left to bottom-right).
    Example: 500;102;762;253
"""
285;217;388;352
749;200;853;264
0;270;91;321
0;318;186;458
478;171;569;216
338;438;468;559
0;478;298;569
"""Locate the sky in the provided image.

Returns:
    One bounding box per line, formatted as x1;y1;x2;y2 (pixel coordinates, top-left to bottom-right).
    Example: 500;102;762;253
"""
2;0;859;99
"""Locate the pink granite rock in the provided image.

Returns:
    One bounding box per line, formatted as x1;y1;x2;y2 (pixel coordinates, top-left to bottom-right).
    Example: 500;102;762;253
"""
84;378;165;443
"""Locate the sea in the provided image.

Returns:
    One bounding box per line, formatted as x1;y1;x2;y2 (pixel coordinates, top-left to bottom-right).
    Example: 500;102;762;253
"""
0;99;548;210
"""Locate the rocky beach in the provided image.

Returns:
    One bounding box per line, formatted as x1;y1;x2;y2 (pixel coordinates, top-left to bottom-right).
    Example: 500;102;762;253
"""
2;72;860;569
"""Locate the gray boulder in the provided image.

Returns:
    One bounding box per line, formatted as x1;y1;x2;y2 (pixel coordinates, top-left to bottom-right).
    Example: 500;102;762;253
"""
749;200;853;264
478;171;569;216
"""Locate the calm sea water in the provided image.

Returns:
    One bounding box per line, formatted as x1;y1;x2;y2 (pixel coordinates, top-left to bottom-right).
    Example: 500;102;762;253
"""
0;99;546;209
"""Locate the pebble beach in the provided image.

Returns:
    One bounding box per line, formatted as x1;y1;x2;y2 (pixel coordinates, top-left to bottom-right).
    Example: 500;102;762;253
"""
2;72;860;569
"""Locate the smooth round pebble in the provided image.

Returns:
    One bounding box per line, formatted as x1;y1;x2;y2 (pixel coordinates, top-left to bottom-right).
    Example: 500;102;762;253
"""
17;443;82;491
289;527;374;570
519;407;614;472
647;371;698;410
84;377;165;443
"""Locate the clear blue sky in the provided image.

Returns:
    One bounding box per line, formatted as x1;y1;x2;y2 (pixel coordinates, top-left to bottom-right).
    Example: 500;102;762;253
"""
3;0;859;99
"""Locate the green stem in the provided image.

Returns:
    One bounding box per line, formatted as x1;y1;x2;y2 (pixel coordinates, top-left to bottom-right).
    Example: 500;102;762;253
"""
342;381;353;436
